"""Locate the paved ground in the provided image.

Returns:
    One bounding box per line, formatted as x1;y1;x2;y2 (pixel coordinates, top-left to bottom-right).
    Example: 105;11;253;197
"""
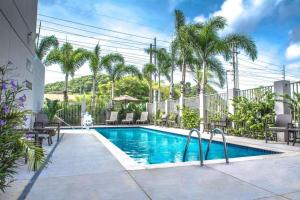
3;129;300;200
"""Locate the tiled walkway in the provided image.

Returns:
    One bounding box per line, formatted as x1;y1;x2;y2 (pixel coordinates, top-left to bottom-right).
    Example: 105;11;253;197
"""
3;129;300;200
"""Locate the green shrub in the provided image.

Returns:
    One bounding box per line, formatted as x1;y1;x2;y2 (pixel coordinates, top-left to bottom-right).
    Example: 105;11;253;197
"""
229;91;275;139
182;107;201;129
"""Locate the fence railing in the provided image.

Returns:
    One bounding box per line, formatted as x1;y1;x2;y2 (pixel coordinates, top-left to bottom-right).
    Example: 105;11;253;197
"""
205;93;228;126
238;85;273;101
57;103;81;126
184;96;199;109
288;81;300;123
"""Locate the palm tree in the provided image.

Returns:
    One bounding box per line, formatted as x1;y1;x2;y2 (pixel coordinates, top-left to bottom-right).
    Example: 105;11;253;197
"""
143;63;157;103
45;43;90;101
155;48;172;101
35;35;59;61
169;41;177;99
173;10;195;112
88;44;102;110
189;16;257;118
102;53;142;99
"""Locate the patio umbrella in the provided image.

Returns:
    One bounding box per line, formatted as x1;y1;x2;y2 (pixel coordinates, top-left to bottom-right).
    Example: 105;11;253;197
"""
112;95;139;106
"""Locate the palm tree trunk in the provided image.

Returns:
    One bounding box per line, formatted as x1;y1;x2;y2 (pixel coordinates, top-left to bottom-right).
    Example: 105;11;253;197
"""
64;73;69;102
91;73;96;110
158;72;161;102
111;80;115;99
169;62;174;99
149;78;153;103
179;58;186;122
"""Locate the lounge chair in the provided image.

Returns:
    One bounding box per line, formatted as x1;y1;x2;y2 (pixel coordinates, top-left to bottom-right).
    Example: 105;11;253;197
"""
122;113;134;124
106;111;118;125
266;114;292;143
34;113;60;145
136;112;148;124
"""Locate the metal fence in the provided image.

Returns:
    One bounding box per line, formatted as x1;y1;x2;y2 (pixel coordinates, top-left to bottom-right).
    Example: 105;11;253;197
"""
205;93;228;125
57;103;81;126
184;96;199;109
238;85;273;101
288;81;300;123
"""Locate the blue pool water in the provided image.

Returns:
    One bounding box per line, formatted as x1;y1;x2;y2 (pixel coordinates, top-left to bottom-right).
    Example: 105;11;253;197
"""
96;127;277;165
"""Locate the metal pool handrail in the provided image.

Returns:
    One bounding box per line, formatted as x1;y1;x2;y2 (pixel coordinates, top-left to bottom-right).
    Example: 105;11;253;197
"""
183;128;204;166
205;128;229;164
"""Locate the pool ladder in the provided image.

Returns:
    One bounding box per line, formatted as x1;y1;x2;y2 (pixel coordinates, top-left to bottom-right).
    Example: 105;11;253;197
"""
183;128;229;166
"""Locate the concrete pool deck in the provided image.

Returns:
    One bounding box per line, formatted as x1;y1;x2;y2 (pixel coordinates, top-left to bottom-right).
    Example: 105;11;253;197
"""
3;127;300;200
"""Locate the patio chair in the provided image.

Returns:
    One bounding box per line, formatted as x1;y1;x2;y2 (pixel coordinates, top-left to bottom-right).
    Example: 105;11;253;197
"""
34;113;60;145
136;112;148;124
160;113;168;127
106;111;118;125
266;114;292;143
167;113;179;127
122;113;134;124
212;116;230;134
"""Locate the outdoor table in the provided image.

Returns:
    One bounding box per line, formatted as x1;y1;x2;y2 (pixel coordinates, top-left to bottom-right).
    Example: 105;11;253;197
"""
287;127;300;146
267;126;300;145
33;126;60;144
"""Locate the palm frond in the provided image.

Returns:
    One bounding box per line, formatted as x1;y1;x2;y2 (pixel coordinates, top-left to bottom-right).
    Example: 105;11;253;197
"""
36;35;59;60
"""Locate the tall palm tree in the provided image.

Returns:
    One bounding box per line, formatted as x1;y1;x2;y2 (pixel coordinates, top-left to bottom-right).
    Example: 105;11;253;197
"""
189;16;257;118
169;41;177;99
155;48;172;101
143;63;157;103
173;10;195;111
102;53;142;99
45;43;90;101
35;35;59;61
88;44;102;110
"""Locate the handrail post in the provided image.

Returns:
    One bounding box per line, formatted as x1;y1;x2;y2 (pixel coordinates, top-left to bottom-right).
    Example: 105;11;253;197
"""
183;128;203;166
205;128;229;164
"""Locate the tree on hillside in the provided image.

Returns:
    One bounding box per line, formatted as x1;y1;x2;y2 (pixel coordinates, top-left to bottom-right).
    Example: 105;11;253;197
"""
35;35;59;61
143;63;157;103
45;43;90;101
88;44;102;110
102;53;142;99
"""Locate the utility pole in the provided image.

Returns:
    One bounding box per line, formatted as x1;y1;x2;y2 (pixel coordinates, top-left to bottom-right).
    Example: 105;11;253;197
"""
36;21;41;47
150;43;153;64
154;37;159;102
282;65;286;80
232;44;240;89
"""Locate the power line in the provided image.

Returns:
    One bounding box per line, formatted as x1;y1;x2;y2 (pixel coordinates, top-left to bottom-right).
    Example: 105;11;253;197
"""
39;23;150;46
38;14;171;43
39;35;145;51
239;53;282;67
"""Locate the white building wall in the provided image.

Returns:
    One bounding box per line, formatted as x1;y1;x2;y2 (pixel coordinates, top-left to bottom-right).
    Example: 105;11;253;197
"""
0;0;45;127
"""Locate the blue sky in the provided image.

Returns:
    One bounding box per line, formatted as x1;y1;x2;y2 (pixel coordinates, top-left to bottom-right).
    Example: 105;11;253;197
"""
39;0;300;90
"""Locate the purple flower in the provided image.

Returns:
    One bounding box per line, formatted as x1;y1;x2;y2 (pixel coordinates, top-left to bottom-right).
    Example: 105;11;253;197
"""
10;80;17;90
0;119;6;126
1;83;7;91
18;94;26;103
2;103;9;115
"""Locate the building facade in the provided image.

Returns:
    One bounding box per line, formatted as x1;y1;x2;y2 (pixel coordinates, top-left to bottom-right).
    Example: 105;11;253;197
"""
0;0;45;127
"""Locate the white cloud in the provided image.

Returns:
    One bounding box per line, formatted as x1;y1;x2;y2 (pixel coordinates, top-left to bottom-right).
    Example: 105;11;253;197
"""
206;0;278;34
193;15;206;23
285;43;300;61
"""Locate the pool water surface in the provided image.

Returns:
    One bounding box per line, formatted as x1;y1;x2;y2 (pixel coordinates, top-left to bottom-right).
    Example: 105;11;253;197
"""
96;127;278;165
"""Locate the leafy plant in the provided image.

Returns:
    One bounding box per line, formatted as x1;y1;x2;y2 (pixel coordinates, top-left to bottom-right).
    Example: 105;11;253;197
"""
0;65;45;192
182;107;201;129
283;92;300;123
43;98;62;122
229;91;275;139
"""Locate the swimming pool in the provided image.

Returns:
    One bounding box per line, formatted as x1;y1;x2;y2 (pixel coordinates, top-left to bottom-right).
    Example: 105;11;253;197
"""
96;127;278;165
